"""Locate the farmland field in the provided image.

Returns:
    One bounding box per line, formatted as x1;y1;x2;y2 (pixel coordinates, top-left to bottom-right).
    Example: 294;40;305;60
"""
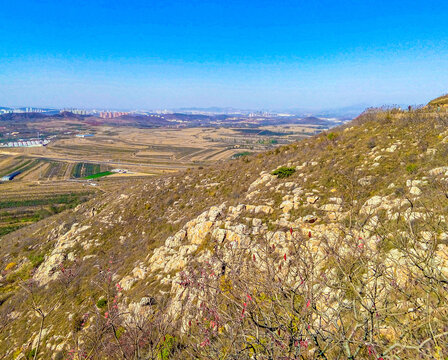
0;179;94;237
0;123;323;239
1;124;320;175
83;171;113;179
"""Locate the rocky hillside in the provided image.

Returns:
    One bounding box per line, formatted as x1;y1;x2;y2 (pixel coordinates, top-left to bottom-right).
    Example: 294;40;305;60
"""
1;106;448;359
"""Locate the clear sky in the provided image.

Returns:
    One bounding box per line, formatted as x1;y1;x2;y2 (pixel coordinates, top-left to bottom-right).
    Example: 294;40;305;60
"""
0;0;447;111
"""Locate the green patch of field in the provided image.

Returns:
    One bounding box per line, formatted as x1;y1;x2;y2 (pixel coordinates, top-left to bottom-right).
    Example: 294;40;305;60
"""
0;224;23;237
0;192;93;238
71;162;83;178
232;151;252;159
0;208;52;221
71;162;103;178
82;171;113;180
83;163;101;177
0;193;90;209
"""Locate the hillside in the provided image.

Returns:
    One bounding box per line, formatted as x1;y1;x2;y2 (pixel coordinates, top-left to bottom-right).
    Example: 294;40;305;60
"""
1;106;448;359
428;94;448;107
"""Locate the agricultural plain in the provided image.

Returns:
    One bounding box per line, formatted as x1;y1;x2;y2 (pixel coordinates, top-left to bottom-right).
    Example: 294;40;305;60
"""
0;123;322;237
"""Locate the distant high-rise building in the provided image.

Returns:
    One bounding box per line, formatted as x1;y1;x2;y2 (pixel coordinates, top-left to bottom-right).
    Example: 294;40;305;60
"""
99;111;129;118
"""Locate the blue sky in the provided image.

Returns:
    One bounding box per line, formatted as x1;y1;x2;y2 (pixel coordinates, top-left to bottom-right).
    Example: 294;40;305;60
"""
0;0;447;111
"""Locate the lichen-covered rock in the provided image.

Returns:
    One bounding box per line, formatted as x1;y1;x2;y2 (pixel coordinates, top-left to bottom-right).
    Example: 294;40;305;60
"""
254;205;274;214
187;221;213;245
248;172;276;191
303;214;318;223
385;144;398;152
166;229;187;248
306;195;319;204
34;224;91;286
120;275;137;290
429;166;448;176
280;200;294;214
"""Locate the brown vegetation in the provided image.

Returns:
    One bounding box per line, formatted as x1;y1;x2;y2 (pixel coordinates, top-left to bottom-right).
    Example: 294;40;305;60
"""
1;106;448;359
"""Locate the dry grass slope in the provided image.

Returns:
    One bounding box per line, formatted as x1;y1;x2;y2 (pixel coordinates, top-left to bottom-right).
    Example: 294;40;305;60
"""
1;105;448;359
428;94;448;107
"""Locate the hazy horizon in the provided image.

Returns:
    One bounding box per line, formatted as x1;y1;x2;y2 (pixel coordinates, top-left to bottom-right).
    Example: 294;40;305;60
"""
1;0;447;110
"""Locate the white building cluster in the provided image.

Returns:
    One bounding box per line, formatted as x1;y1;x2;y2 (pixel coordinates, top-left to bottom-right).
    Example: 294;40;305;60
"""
0;108;46;114
0;140;50;148
61;109;91;115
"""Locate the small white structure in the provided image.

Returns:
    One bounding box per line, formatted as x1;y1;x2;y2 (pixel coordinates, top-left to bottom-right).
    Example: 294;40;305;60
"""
111;168;129;174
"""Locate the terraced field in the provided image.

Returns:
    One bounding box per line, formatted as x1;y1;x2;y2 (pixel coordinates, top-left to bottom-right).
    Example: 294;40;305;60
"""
0;124;323;239
70;162;108;178
0;157;35;177
42;161;66;180
0;180;95;237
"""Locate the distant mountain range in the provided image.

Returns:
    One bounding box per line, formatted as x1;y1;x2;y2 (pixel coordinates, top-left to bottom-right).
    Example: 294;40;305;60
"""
173;105;366;118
